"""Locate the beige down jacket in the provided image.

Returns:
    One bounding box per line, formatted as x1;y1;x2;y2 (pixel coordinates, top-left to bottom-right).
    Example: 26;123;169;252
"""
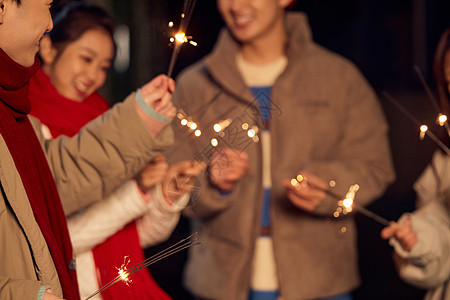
0;94;173;299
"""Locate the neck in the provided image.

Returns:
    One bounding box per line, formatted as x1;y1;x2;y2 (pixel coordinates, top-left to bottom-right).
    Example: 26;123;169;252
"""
240;17;287;64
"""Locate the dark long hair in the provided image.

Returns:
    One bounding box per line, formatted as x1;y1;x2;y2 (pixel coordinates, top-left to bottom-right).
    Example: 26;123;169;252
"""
433;27;450;114
48;2;117;60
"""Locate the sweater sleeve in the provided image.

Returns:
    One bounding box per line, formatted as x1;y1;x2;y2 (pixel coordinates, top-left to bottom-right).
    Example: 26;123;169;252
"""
137;184;188;248
389;151;450;290
391;202;450;289
34;92;174;216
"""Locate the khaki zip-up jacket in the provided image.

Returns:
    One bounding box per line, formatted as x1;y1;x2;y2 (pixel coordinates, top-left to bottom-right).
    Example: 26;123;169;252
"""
0;94;173;299
170;12;395;300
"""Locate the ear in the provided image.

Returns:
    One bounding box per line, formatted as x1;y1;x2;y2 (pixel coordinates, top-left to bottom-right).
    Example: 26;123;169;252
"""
39;36;57;65
279;0;295;9
0;0;5;24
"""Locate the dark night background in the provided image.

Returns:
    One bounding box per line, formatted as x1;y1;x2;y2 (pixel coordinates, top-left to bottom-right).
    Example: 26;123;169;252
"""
65;0;450;299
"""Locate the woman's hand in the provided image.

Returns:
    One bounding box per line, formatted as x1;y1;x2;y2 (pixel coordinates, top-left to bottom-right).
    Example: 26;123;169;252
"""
381;217;418;252
162;160;206;205
135;154;169;193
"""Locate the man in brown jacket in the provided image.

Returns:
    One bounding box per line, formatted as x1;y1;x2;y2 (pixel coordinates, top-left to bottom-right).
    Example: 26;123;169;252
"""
169;0;395;299
0;0;176;299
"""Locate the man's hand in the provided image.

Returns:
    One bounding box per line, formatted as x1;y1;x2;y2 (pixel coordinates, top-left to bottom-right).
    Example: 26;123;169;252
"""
283;170;328;212
208;148;250;192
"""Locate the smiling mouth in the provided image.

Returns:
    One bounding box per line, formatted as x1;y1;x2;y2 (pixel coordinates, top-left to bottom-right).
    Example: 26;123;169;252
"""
235;15;252;24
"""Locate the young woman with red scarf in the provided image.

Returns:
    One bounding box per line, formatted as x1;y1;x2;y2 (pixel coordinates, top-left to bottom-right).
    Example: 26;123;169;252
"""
0;0;180;299
28;3;204;300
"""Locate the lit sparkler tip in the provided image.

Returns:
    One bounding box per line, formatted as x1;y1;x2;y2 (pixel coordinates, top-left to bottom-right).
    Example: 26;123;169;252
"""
117;268;131;285
190;122;198;130
296;174;305;183
194;129;201;137
211;138;218;147
181;12;185;18
189;40;198;46
213;123;222;132
175;32;187;44
342;198;353;208
168;21;174;28
116;256;132;286
438;114;448;126
181;119;188;126
290;178;298;186
419;124;428;140
214;119;232;133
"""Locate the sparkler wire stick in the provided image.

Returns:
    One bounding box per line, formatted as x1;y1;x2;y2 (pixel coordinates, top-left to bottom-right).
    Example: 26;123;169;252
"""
295;179;390;226
352;203;390;226
84;233;201;300
413;65;442;113
413;65;450;134
167;0;197;78
383;92;450;156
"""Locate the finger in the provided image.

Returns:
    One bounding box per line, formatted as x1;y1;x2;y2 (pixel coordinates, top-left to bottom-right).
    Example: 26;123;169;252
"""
153;154;166;163
168;77;175;93
287;191;315;211
140;74;169;94
140;86;167;108
300;170;328;190
154;92;173;111
239;151;249;161
380;221;398;239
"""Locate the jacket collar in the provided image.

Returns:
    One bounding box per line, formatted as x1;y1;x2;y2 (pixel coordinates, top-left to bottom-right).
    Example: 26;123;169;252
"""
204;12;312;102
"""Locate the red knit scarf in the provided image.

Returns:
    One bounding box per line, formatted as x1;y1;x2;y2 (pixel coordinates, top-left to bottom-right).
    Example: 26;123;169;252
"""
0;49;79;300
29;69;171;300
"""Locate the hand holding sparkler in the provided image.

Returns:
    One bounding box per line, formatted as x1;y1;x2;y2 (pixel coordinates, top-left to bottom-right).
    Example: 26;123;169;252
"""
209;148;250;192
286;173;391;226
135;154;169;193
162;160;206;204
283;171;328;212
138;74;177;119
381;217;418;252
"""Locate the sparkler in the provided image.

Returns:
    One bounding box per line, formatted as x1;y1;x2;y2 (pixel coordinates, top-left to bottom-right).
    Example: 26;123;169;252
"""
84;233;201;300
413;65;450;132
167;0;197;78
383;92;450;156
290;176;390;226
